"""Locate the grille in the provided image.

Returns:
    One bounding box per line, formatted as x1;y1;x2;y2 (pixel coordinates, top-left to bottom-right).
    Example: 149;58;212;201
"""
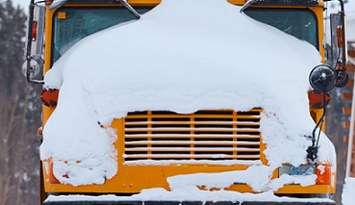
123;109;262;162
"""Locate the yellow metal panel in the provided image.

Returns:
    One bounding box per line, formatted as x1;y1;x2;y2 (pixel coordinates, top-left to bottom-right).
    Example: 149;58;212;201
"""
276;184;335;194
44;163;251;193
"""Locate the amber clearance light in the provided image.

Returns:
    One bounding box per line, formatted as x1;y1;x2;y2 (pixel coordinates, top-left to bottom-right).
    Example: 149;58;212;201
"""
316;164;332;185
41;89;59;107
45;0;53;5
308;90;331;109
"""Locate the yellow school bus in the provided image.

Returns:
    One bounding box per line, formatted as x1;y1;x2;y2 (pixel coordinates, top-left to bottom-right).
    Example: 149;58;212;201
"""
24;0;348;204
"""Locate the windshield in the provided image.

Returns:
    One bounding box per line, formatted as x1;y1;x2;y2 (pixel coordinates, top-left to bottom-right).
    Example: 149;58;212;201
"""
52;8;318;63
52;7;149;62
245;8;318;48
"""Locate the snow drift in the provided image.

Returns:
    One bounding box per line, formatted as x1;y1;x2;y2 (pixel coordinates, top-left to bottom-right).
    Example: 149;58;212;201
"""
46;190;334;203
42;0;335;186
342;177;355;205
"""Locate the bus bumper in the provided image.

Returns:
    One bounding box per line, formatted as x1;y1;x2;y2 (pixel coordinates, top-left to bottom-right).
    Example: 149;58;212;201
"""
44;200;335;205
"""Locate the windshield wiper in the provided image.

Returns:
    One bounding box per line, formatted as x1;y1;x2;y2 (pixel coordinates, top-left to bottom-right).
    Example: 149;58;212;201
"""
49;0;68;9
48;0;141;19
116;0;141;19
115;0;141;19
240;0;258;13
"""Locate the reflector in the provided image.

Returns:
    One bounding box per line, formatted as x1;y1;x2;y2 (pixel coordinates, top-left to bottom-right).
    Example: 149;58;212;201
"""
308;90;331;109
45;0;53;5
41;89;59;107
316;164;331;185
31;21;38;41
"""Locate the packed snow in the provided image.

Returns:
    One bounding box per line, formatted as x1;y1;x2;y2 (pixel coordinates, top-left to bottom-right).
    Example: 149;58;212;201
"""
168;165;316;193
46;170;326;202
45;167;327;203
41;0;335;188
46;191;334;203
342;177;355;205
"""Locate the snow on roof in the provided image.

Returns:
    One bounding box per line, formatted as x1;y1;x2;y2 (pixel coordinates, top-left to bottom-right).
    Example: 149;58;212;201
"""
42;0;335;186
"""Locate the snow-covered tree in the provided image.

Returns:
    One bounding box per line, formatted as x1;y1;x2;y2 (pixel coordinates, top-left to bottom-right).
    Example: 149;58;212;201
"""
0;1;41;204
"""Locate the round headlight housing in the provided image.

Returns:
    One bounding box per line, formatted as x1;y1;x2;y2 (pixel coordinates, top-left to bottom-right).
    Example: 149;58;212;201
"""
309;64;336;92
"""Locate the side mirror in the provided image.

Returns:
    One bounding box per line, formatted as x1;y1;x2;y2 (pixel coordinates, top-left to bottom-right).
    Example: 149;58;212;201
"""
309;63;348;92
309;64;337;92
24;1;45;84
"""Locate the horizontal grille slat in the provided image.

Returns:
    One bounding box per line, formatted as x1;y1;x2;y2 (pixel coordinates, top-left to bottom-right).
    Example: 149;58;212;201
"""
125;128;259;132
125;121;260;126
124;154;236;159
125;141;260;145
125;134;260;139
124;154;260;159
125;148;260;152
123;109;262;163
126;115;261;120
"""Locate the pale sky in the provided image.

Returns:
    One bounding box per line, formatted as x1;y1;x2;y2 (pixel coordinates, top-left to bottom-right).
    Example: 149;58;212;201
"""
346;0;355;16
12;0;29;10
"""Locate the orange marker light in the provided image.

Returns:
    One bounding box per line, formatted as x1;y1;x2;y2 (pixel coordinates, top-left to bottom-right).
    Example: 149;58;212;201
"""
41;89;59;107
31;21;38;41
45;0;53;6
308;90;331;109
316;164;331;185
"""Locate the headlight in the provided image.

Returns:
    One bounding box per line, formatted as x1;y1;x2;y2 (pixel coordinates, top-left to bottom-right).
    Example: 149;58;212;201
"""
279;164;315;176
279;164;331;185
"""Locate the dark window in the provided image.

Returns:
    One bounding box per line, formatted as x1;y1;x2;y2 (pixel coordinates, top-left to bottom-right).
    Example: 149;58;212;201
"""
52;7;318;63
245;9;318;48
52;7;150;62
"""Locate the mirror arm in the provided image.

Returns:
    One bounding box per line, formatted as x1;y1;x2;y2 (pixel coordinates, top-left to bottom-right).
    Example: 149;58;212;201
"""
26;0;35;83
337;0;347;72
240;0;258;13
26;0;44;84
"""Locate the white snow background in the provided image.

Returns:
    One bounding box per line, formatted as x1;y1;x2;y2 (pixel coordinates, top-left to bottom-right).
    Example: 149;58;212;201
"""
346;0;355;40
342;177;355;205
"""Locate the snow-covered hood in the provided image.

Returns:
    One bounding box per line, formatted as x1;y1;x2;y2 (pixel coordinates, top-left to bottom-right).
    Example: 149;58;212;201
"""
42;0;335;186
